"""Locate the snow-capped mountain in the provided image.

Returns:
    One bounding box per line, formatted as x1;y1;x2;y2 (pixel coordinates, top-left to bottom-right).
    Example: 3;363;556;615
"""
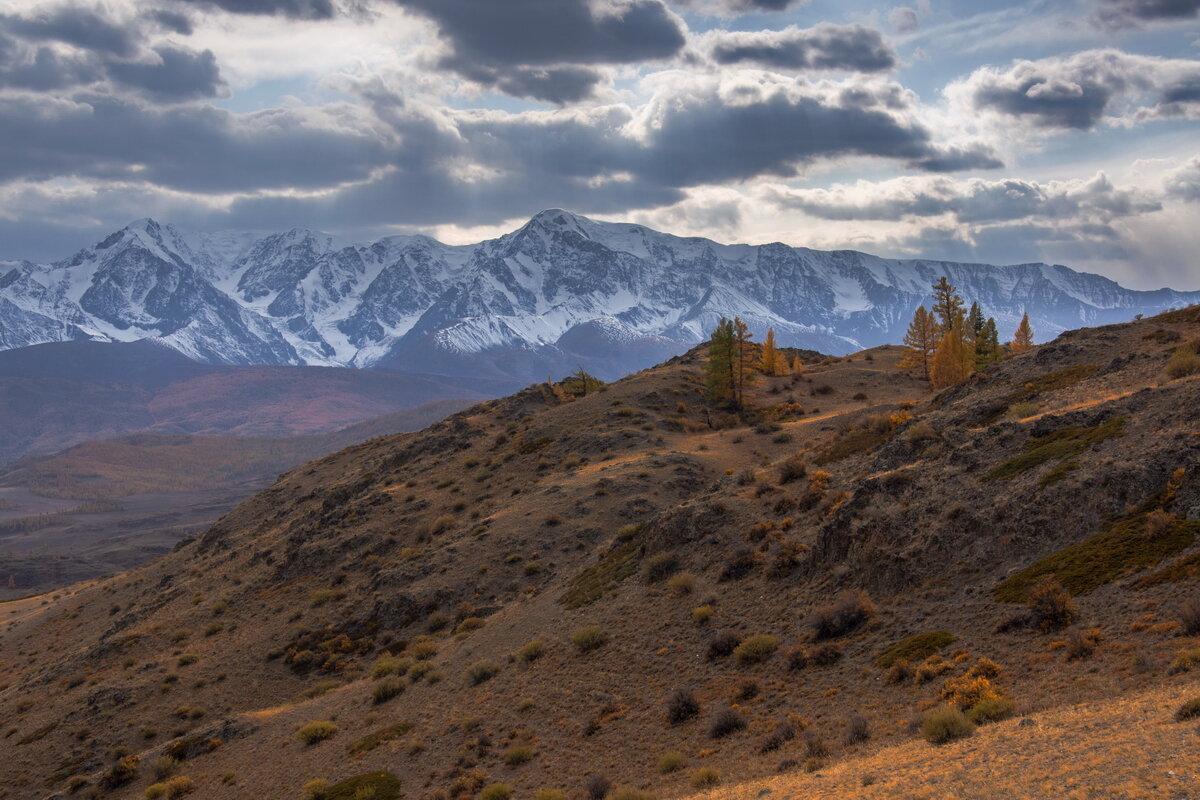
2;210;1197;381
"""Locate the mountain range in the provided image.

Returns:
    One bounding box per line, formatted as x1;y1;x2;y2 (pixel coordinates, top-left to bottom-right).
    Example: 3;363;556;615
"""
3;209;1198;382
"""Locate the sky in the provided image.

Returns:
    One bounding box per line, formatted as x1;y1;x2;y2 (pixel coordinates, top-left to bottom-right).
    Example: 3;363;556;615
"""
0;0;1198;289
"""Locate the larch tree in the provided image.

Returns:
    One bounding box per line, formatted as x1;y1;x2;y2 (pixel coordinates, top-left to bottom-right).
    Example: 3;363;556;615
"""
930;328;972;389
931;276;966;333
1011;313;1034;354
706;318;736;407
732;316;757;409
760;327;782;376
899;305;938;381
790;354;805;376
977;317;1001;366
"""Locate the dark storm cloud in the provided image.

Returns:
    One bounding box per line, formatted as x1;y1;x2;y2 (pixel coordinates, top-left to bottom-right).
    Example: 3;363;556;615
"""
396;0;685;100
1092;0;1200;30
1;7;139;57
672;0;807;12
146;9;195;35
960;49;1200;130
909;144;1005;173
0;6;223;101
0;93;386;192
708;24;896;73
177;0;337;20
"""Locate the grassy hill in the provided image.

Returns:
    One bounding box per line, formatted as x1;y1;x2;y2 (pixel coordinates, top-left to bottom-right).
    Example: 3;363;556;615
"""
0;310;1197;800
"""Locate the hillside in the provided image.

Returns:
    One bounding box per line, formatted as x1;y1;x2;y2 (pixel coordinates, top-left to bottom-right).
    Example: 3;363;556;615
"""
3;212;1198;383
0;400;474;598
0;310;1198;800
0;340;500;465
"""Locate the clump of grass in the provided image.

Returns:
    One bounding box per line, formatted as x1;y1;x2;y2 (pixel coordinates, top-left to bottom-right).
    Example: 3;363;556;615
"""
667;572;695;595
585;774;612;800
295;721;338;745
665;689;699;724
875;631;955;668
467;660;501;685
144;776;195;799
777;456;807;485
843;714;870;745
995;512;1199;601
642;551;679;583
807;590;874;640
966;696;1016;725
370;656;412;679
300;680;342;700
372;676;406;704
922;705;975;744
535;790;565;800
982;416;1126;483
707;629;743;659
320;772;401;800
502;745;536;767
758;719;796;753
1175;697;1200;722
1166;344;1200;379
733;634;779;666
571;626;609;653
689;768;720;789
657;752;686;774
691;605;714;624
517;640;546;662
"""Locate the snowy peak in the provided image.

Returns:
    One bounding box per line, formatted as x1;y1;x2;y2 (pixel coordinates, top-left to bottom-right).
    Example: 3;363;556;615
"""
2;211;1198;380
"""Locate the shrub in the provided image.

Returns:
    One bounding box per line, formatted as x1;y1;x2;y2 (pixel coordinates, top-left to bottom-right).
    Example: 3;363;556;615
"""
480;783;513;800
709;707;746;738
611;790;654;800
717;548;756;582
99;756;139;790
320;773;402;800
456;617;486;635
535;791;565;800
1028;577;1080;632
690;768;720;789
347;723;415;756
875;631;955;668
372;676;406;704
758;719;795;753
585;773;612;800
152;756;178;780
467;660;501;685
733;634;779;666
503;745;536;766
518;640;546;662
1175;697;1200;722
302;779;330;800
966;696;1016;725
146;776;194;799
1166;347;1200;379
922;705;975;744
807;590;874;640
666;689;699;724
809;643;844;666
295;721;338;745
843;714;870;745
370;656;412;679
707;629;743;659
804;732;829;759
1065;627;1103;660
657;752;686;773
642;552;679;583
1179;599;1200;636
572;626;609;653
691;605;714;624
941;674;1002;710
777;456;807;485
667;572;695;595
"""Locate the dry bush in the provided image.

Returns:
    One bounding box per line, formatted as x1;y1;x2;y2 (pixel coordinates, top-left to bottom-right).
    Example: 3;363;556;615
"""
843;714;870;745
571;626;608;653
885;659;913;684
922;705;974;744
758;719;796;753
777;456;807;485
709;707;746;738
1065;627;1103;660
941;675;1001;710
718;548;757;582
503;745;535;767
691;605;714;624
295;721;338;745
1176;697;1200;722
733;634;779;666
1178;599;1200;636
656;752;686;773
584;774;611;800
807;590;874;640
642;552;679;583
966;696;1016;725
1028;577;1080;632
468;660;501;685
707;630;743;659
481;783;513;800
809;642;844;666
372;676;406;704
803;732;829;759
690;768;720;789
666;689;700;724
1166;346;1200;379
518;640;546;662
668;572;695;595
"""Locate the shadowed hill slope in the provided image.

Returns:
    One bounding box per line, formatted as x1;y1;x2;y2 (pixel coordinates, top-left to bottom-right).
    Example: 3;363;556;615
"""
0;310;1197;800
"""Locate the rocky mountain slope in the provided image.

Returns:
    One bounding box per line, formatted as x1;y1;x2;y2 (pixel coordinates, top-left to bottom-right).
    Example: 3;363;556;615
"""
3;211;1197;383
0;308;1197;800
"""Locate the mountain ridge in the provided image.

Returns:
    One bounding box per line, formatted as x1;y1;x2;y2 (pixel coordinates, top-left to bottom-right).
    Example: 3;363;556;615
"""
2;209;1198;382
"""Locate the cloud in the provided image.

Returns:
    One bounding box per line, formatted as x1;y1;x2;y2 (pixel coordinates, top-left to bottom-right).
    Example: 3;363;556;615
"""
177;0;338;20
951;49;1200;132
706;24;896;73
1;7;140;58
396;0;685;101
1165;155;1200;201
767;172;1162;224
146;9;196;36
1091;0;1200;31
889;6;920;33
